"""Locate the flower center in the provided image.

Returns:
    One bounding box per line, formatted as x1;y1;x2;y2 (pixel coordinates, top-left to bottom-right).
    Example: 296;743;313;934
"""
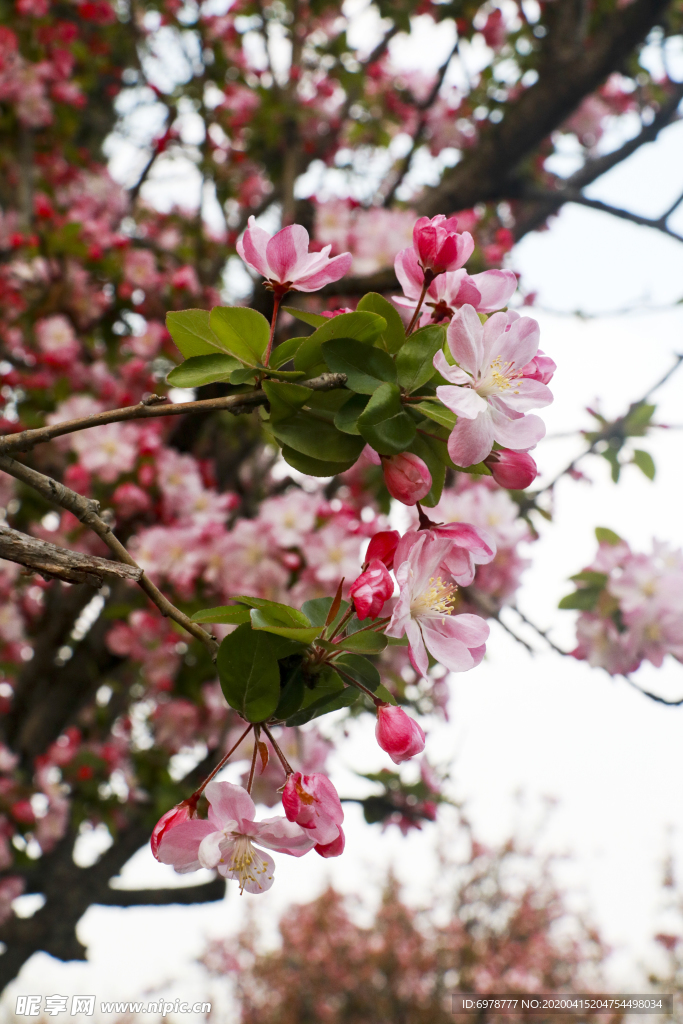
478;355;522;398
227;834;273;894
411;576;457;620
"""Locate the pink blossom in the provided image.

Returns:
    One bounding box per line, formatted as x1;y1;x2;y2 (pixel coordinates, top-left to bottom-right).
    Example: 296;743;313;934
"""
282;772;344;845
395;245;516;325
484;449;538;490
383;452;432;505
320;307;354;318
71;421;139;482
349;559;394;620
112;482;152;519
304;521;364;584
395;520;496;588
435;305;552;467
35;315;80;366
259;490;319;548
237;216;352;295
123;249;159;289
315;827;345;858
386;531;490;676
156;781;315;893
151;800;195;859
375;704;425;764
520;349;556;386
410;215;474;278
365;530;400;569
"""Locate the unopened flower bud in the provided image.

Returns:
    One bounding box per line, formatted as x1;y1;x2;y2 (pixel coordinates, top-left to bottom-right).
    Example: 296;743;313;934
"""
484;449;537;490
412;215;474;278
282;772;344;846
382;453;431;505
315;826;345;858
349;560;394;620
151;800;195;860
365;530;400;569
375;704;426;765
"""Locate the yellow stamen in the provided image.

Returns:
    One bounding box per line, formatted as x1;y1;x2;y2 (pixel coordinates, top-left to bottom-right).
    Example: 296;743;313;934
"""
411;576;458;621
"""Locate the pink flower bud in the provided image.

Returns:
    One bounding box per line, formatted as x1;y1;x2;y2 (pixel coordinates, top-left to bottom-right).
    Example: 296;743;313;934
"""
382;453;431;505
282;772;344;846
521;349;556;385
151;800;195;860
484;449;538;490
365;530;400;569
315;826;345;858
375;704;426;764
349;560;394;620
412;215;474;278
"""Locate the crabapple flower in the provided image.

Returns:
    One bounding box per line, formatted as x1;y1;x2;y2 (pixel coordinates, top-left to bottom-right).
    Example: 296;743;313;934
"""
386;531;490;676
156;781;315;893
383;452;432;505
237;217;352;295
151;800;195;859
315;827;345;858
365;530;401;569
349;559;394;620
394;245;516;324
484;449;538;490
282;772;344;846
395;521;496;588
375;704;425;764
410;215;474;278
435;305;552;467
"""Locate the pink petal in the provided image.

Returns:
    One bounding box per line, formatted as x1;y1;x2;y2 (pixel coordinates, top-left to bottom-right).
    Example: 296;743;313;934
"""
446;304;484;375
156;819;216;873
436;384;487;420
205;781;256;831
198;830;227;870
406;617;429;677
446;411;495;467
433;350;470;384
394;246;424;300
492;315;540;370
468;270;517;313
237;217;271;278
266;224;310;283
295;251;353;292
420;623;476;672
490;408;546;449
254;816;317;856
502;378;553;413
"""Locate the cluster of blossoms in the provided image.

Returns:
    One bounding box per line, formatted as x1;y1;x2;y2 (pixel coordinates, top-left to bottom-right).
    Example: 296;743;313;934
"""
568;536;683;676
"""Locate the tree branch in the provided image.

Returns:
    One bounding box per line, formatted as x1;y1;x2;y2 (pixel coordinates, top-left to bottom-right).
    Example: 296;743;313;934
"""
98;879;225;906
0;373;348;455
0;525;143;587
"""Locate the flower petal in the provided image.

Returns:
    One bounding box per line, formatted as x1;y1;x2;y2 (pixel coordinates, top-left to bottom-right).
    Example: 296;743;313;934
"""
223;845;276;894
468;269;517;313
266;224;311;283
237;216;271;278
394;246;424;300
254;816;317;856
433;350;470;385
446;411;495;467
436;384;488;420
157;819;216;873
205;780;256;831
198;830;228;870
490;408;546;450
296;252;353;291
446;304;484;375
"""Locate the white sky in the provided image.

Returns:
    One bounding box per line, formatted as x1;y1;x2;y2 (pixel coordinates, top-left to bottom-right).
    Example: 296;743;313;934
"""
6;19;683;1020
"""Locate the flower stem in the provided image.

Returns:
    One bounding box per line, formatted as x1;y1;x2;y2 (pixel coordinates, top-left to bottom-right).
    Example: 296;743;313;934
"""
327;603;354;642
405;276;432;336
246;726;261;794
264;293;282;368
192;723;254;800
416;502;435;531
335;666;384;707
262;723;294;777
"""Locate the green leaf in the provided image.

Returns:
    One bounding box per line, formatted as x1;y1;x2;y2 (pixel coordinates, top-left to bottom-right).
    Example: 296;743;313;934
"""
294;312;387;375
357;293;406;353
411;401;457;431
166;353;241;388
230;367;258;385
270;336;306;369
250;606;323;643
334;652;381;690
285;667;359;726
191;605;251;625
166;309;223;358
322;338;397;394
632;449;655;480
273;662;306;720
357;382;416;455
395;326;446;393
558;589;602;611
271;409;365;464
334;393;370;435
336;630;388;654
569;571;609;587
217;624;287;722
595;526;623;546
301;597;350;629
258;367;307;382
624;402;656;434
262;380;313;424
386;635;410;647
209;306;270;366
280;445;359;477
282;307;329;328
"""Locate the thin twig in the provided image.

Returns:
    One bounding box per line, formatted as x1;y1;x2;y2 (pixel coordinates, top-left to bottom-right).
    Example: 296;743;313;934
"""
509;605;570;656
0;454;218;654
0;373;348;455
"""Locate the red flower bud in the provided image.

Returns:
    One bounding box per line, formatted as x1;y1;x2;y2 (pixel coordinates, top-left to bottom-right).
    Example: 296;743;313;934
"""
382;453;431;505
375;704;425;765
349;560;394;620
151;800;195;860
412;215;474;277
484;449;537;490
365;530;400;569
